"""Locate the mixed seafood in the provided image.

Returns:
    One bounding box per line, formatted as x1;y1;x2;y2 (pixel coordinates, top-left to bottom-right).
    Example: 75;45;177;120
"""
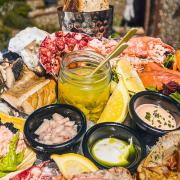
39;31;176;77
0;124;25;157
71;167;133;180
0;119;36;179
138;131;180;179
121;36;175;70
0;26;179;180
9;161;62;180
35;113;77;145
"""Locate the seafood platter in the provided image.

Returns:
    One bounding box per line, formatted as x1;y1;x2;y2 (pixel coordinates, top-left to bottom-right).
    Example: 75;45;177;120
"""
0;25;179;180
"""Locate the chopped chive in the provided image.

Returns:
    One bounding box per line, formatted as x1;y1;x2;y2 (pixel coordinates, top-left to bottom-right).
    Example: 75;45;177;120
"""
145;112;151;121
157;120;162;124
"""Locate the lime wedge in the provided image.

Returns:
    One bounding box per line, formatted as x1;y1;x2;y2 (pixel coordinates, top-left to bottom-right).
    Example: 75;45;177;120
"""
117;59;145;94
128;138;136;156
97;78;130;123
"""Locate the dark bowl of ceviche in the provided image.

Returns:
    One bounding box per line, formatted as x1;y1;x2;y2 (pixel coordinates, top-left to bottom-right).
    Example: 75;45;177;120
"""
24;104;87;156
129;91;180;136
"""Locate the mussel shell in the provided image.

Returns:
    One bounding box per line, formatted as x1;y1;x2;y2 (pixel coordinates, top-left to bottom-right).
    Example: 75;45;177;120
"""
2;50;20;61
12;59;24;80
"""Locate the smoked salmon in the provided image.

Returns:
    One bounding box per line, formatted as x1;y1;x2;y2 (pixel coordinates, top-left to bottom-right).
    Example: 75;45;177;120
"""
138;62;180;90
173;50;180;71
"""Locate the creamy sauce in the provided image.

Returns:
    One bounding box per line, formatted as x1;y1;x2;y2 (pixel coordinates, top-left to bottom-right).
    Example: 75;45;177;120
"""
91;137;135;166
136;104;176;130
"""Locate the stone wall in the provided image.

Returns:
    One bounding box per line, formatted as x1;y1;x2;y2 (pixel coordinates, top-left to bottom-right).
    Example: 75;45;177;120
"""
157;0;180;49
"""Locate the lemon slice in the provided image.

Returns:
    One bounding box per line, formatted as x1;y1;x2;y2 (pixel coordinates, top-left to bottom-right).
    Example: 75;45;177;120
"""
97;78;130;123
116;59;145;94
51;153;98;179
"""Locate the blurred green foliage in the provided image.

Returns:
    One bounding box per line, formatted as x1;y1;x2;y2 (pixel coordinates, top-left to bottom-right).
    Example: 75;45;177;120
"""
0;22;12;50
37;24;59;34
0;0;32;50
3;12;32;29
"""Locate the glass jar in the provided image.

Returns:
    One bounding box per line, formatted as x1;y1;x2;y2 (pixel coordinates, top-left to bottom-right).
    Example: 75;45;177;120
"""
58;50;111;122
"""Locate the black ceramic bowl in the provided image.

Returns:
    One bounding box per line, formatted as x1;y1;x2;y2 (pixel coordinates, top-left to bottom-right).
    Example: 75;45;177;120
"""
82;122;145;172
24;104;86;155
129;91;180;136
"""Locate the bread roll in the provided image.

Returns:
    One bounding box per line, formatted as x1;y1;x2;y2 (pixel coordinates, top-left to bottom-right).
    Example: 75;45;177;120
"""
63;0;109;12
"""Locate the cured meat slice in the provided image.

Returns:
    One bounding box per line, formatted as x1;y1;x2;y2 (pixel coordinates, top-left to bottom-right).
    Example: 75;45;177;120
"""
39;32;174;77
39;31;117;77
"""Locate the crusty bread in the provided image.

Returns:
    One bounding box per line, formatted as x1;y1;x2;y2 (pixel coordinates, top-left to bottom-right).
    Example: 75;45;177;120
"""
1;69;57;114
63;0;109;12
21;79;56;114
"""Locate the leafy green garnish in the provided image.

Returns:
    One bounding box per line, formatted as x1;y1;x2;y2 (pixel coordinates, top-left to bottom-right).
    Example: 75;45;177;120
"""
145;112;151;121
164;54;175;68
110;32;120;39
112;66;119;83
169;92;180;103
146;86;158;92
0;132;24;177
128;138;136;157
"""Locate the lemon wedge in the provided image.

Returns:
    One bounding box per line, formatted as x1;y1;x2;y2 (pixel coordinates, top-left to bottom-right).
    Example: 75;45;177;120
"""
97;78;130;123
116;59;145;94
110;80;118;94
51;153;98;179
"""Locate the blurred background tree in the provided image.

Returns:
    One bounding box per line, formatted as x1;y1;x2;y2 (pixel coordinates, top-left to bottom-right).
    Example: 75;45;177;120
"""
0;0;32;50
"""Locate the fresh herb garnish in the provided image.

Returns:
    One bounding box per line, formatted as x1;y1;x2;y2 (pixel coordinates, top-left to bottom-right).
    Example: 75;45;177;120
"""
154;112;160;118
169;92;180;103
0;132;24;177
146;86;158;92
168;124;172;127
111;66;119;83
157;120;162;124
145;112;151;121
163;54;175;69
